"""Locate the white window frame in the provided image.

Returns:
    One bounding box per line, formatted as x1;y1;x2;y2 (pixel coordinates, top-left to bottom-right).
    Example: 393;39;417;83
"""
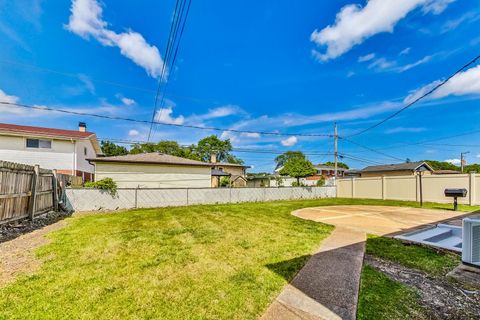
25;138;52;149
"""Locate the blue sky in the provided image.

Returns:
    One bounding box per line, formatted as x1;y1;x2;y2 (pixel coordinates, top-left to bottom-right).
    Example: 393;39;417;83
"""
0;0;480;172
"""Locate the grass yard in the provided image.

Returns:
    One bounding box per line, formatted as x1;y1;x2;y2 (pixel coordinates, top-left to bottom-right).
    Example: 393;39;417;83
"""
0;200;333;320
0;198;476;319
358;236;462;319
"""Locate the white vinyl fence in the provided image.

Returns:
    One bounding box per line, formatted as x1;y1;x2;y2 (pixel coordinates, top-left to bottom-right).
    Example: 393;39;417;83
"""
66;186;336;212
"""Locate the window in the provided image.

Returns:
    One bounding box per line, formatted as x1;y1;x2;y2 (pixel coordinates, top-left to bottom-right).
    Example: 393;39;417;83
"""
26;138;51;149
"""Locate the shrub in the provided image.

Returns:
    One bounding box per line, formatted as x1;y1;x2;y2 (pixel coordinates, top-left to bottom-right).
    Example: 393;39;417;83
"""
316;176;325;187
291;181;306;187
219;176;231;187
84;178;117;195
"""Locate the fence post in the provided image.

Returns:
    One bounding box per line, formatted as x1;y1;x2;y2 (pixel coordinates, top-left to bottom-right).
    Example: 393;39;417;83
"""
469;173;475;206
415;174;419;202
134;187;138;208
351;177;355;198
28;165;39;220
186;188;189;205
52;169;59;211
381;176;386;200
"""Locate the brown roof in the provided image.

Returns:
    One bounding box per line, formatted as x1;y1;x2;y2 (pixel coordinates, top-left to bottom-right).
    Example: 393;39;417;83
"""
89;152;213;167
0;123;94;139
361;161;433;173
433;170;460;174
213;162;250;168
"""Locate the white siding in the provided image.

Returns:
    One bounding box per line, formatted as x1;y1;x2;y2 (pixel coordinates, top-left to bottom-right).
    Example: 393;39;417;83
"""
0;135;75;171
94;162;212;188
75;139;96;173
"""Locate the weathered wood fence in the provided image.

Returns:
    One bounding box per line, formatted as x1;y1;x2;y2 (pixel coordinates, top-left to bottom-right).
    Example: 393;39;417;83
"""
0;160;80;224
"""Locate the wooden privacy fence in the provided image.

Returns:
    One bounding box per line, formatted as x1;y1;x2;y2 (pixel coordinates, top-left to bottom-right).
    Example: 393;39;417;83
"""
0;160;75;224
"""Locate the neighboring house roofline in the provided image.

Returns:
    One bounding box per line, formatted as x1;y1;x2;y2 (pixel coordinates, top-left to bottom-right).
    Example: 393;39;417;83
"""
89;152;214;167
212;162;250;168
0;122;102;155
360;161;433;173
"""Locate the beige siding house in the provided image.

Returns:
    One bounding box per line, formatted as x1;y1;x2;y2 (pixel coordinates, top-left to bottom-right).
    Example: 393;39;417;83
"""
89;153;213;188
359;161;433;177
211;161;249;187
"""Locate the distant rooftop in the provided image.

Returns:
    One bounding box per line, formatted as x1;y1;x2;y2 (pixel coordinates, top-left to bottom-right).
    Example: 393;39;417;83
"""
89;152;213;167
361;161;433;172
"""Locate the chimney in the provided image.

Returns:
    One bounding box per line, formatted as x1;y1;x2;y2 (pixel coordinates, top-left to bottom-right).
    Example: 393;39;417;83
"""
210;153;217;163
79;122;86;132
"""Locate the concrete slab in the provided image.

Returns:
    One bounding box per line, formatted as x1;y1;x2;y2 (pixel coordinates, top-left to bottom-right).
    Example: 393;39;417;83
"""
262;205;477;320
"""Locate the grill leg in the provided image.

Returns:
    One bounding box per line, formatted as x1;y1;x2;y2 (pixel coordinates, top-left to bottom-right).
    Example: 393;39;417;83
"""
454;197;458;211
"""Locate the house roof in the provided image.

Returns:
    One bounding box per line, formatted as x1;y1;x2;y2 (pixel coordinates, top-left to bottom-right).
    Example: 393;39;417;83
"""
212;169;231;176
213;162;250;168
0;122;95;139
315;165;347;171
361;161;433;173
89;152;213;167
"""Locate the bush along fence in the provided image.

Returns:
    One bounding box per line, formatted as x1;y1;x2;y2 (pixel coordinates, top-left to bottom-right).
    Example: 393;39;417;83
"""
65;186;337;212
0;160;79;224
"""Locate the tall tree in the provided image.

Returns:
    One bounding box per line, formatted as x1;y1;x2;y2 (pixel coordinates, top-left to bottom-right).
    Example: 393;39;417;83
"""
322;161;349;169
423;160;460;171
279;157;316;184
196;135;243;164
274;151;306;169
100;141;128;157
130;141;199;160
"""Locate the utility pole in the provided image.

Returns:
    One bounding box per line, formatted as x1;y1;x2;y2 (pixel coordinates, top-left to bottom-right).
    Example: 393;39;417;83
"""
334;123;338;185
461;151;470;173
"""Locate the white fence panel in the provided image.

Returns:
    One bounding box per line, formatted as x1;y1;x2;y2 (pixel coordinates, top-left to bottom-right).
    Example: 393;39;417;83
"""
187;188;231;205
136;189;188;208
66;189;135;211
230;188;264;203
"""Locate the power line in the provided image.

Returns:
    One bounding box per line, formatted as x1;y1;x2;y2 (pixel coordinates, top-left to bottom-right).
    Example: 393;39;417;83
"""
339;153;385;166
340;137;405;162
148;0;193;141
0;101;333;137
347;54;480;138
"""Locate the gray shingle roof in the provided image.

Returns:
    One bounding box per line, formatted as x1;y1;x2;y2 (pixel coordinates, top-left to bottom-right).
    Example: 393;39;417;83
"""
88;152;213;167
361;161;433;172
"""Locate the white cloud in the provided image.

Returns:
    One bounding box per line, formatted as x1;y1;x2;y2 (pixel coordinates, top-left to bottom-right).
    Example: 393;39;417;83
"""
396;55;431;72
128;129;139;137
281;136;298;147
399;47;411;56
78;74;95;94
368;57;396;70
121;97;136;106
66;0;164;78
385;127;426;134
405;65;480;103
358;53;375;62
155;105;185;125
310;0;454;61
0;89;20;104
442;11;480;33
241;132;261;138
422;0;455;15
445;158;461;165
476;154;480;159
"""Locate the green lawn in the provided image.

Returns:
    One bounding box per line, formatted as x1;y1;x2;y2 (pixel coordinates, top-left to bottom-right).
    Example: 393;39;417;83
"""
358;236;461;319
0;198;475;319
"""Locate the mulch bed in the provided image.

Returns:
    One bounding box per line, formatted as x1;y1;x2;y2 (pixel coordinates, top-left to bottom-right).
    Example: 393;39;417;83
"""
365;254;480;319
0;211;71;244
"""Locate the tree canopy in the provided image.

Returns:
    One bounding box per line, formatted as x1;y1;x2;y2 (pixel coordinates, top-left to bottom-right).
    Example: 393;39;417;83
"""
321;161;349;169
279;157;316;183
274;151;306;169
100;141;128;157
102;136;243;164
423;160;460;171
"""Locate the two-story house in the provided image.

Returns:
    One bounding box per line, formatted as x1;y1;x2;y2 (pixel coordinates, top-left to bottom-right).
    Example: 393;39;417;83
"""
0;122;102;181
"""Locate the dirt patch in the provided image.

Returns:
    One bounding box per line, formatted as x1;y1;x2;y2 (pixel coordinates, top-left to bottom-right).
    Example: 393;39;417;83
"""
0;219;67;287
365;254;480;319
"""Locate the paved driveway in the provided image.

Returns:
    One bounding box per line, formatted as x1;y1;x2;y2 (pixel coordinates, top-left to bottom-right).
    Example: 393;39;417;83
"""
293;205;472;236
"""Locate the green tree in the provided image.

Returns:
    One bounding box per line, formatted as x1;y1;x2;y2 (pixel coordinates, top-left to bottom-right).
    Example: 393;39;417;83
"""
316;176;326;187
196;135;243;164
322;161;349;169
423;160;460;171
129;141;200;160
100;141;128;157
279;157;316;184
274;151;306;169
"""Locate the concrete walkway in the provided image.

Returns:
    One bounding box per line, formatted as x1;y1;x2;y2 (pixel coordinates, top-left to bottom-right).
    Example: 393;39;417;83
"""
262;205;473;320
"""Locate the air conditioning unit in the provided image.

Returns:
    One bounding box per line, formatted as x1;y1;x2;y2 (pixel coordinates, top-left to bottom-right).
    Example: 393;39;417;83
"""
462;217;480;267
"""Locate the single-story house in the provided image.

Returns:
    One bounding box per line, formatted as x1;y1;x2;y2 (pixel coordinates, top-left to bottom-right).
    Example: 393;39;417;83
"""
0;122;101;181
89;152;213;188
359;161;434;177
210;154;249;187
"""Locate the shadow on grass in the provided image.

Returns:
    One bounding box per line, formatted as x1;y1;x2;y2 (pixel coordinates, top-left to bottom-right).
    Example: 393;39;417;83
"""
265;255;311;282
